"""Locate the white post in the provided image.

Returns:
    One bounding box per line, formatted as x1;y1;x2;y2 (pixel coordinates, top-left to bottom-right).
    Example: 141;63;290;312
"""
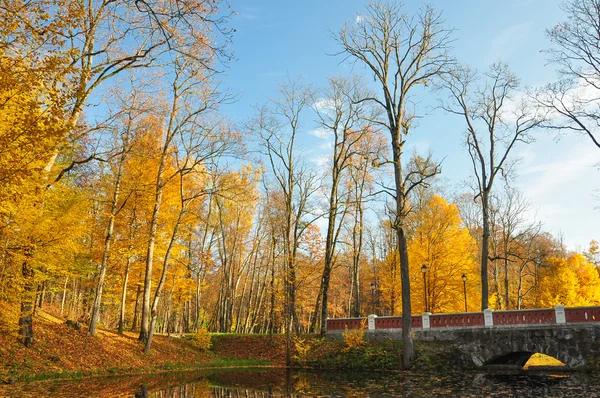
422;312;431;329
555;305;566;324
367;314;377;330
484;308;494;327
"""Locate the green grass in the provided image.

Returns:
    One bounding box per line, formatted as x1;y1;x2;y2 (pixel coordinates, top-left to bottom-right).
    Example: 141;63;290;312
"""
205;358;271;368
19;369;98;382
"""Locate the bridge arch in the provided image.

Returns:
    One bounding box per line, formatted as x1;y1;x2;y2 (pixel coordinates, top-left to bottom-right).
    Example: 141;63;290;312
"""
455;325;599;368
485;351;565;368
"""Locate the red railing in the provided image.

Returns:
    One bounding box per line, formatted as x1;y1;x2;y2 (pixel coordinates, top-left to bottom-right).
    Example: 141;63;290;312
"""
565;307;600;323
374;316;422;329
375;316;401;329
412;315;423;328
326;317;366;331
493;309;556;326
325;305;600;332
430;313;484;328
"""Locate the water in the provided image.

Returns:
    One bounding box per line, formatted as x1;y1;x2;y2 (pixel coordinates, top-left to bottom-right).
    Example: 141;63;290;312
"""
1;368;599;397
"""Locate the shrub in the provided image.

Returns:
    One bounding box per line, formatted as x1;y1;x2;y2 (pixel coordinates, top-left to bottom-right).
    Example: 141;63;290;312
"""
194;327;212;351
342;320;367;352
292;336;312;364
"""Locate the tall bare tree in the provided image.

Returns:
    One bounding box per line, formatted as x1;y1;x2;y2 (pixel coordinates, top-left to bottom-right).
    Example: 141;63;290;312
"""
89;87;146;336
534;0;600;149
442;63;543;310
250;77;319;364
335;1;453;367
487;186;542;310
313;75;379;335
139;55;234;345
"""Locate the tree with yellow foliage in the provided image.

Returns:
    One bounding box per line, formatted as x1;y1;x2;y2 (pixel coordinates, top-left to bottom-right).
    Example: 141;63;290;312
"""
408;195;480;314
538;254;600;307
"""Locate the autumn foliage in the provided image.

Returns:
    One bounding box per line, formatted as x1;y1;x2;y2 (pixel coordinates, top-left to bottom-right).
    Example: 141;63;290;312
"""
0;1;599;370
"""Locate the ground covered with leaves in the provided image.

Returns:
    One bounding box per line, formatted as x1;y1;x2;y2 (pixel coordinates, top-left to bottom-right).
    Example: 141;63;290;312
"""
0;311;286;383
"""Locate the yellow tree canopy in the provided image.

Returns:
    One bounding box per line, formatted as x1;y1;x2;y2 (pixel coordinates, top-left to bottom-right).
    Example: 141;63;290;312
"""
408;195;480;314
539;254;600;307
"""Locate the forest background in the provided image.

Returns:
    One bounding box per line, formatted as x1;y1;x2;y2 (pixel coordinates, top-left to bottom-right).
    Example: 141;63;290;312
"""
0;0;599;360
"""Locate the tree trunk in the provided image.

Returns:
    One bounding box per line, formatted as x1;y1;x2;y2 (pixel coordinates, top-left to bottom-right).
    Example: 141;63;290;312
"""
139;153;167;342
351;203;364;317
144;204;185;353
319;171;340;335
60;276;69;316
132;281;141;332
118;256;131;335
89;135;128;336
504;253;510;310
38;282;46;310
392;133;413;368
481;193;490;310
18;252;35;347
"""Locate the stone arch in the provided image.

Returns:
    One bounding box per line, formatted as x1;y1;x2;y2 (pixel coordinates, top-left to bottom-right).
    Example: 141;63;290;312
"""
485;350;567;368
475;332;580;368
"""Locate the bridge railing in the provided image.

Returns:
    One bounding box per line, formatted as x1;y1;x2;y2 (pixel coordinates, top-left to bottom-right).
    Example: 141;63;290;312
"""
326;317;366;331
374;316;422;329
429;313;484;328
565;306;600;323
325;305;600;332
493;308;555;326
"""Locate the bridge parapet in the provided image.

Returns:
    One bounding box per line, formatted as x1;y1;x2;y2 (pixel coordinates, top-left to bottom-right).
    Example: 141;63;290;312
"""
326;305;600;332
565;306;600;323
493;308;555;326
429;312;484;328
326;317;365;331
374;316;422;329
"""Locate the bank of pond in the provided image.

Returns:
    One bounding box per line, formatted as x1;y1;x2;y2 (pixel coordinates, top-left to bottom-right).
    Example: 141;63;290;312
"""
1;312;599;396
1;368;599;397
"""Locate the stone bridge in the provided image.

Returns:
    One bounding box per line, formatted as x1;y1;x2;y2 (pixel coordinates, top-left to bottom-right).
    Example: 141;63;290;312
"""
326;306;600;369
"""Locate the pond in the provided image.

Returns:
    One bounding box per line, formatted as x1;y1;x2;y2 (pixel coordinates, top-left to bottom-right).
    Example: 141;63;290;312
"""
0;368;598;397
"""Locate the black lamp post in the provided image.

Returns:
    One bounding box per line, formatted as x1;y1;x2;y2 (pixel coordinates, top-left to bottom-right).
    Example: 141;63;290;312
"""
462;273;468;313
370;282;376;314
421;264;428;312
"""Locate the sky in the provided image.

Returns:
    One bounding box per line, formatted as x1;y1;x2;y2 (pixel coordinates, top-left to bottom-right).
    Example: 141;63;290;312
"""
220;0;599;250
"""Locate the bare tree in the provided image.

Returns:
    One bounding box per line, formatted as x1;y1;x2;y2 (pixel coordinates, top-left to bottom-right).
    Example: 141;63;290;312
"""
139;55;235;345
487;186;542;310
89;86;148;336
533;0;600;149
335;1;453;367
441;63;543;310
250;76;319;364
312;75;380;334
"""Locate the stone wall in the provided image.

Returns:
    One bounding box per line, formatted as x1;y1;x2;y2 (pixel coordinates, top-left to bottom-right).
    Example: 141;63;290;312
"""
329;324;600;368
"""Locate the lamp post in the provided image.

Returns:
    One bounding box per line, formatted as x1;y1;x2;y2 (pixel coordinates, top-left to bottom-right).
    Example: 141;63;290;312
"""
421;264;428;313
462;274;468;313
370;282;376;314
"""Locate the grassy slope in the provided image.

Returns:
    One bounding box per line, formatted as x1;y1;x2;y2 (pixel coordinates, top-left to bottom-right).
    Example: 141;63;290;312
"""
0;310;286;382
1;311;582;384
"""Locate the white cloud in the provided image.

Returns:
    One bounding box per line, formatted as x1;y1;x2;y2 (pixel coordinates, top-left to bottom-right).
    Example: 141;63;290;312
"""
310;154;331;168
309;127;332;140
520;145;597;198
319;141;333;150
516;138;600;249
313;98;335;114
488;21;533;61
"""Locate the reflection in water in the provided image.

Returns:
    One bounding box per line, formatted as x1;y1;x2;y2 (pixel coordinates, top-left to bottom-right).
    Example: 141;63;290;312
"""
1;368;598;397
146;369;598;398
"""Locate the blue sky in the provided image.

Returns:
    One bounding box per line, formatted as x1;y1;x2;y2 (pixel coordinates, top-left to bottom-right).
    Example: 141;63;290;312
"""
221;0;599;250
